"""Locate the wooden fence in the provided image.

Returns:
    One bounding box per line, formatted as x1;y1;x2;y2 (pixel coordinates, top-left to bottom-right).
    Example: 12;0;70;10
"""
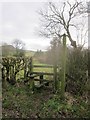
1;57;59;88
29;64;58;88
1;56;77;92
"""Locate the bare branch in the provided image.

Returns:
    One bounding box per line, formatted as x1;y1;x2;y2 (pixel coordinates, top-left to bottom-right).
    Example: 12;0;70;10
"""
39;1;86;47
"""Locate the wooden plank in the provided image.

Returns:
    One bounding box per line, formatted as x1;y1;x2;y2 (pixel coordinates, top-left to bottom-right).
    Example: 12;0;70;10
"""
32;72;54;75
33;65;54;68
43;81;49;86
35;83;43;88
34;78;53;82
34;81;51;88
29;74;40;78
33;65;59;68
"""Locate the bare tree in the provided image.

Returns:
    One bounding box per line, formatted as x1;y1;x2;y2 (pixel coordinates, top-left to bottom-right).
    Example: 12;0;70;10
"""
12;39;25;57
13;39;25;49
39;1;87;48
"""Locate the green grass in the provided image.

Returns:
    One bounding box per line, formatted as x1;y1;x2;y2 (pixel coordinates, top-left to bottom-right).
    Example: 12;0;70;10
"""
39;94;90;118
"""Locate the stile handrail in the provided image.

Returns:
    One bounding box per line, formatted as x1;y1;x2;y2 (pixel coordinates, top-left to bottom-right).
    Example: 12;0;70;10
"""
33;64;59;68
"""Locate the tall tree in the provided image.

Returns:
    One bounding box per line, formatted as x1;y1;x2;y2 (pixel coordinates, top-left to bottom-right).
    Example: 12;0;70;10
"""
39;0;87;48
39;0;87;97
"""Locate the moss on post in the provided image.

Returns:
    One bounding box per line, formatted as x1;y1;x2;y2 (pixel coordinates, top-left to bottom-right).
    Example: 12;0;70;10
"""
60;34;67;99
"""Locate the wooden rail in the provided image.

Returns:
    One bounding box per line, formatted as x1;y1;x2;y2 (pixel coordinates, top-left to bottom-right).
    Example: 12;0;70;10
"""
33;65;54;68
34;78;53;82
31;72;54;76
33;65;59;68
29;63;58;88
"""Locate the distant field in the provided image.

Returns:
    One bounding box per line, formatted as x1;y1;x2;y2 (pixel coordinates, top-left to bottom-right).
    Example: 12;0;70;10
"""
25;50;35;57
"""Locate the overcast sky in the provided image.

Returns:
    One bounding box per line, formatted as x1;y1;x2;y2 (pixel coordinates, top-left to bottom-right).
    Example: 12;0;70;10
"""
1;1;51;51
0;0;89;51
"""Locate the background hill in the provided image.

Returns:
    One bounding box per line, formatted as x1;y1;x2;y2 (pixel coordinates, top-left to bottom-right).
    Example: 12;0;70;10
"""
0;44;35;57
1;44;15;57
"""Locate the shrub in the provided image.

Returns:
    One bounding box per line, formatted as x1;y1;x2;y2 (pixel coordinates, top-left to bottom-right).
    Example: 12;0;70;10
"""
66;47;88;95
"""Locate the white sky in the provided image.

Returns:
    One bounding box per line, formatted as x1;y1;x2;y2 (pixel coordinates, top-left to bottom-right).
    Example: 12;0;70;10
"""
0;2;51;51
0;0;89;51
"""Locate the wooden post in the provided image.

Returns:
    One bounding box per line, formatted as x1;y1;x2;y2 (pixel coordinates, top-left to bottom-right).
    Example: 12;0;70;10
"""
53;65;58;92
29;57;34;90
60;34;67;99
29;57;33;75
40;74;43;84
52;39;58;92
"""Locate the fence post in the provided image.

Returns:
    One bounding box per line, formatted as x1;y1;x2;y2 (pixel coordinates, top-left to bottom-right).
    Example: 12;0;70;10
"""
29;57;34;90
60;34;67;99
53;65;58;92
40;74;43;84
29;57;33;75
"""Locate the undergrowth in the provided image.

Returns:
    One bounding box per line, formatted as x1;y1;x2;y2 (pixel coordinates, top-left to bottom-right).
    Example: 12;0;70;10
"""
2;83;89;118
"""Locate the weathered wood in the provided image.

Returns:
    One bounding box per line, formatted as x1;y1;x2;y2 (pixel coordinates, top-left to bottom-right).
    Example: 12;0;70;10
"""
2;57;59;90
29;74;40;79
34;78;53;82
60;34;67;99
33;65;54;68
32;72;54;76
34;83;43;88
29;57;33;75
34;81;52;88
53;65;58;91
39;74;43;84
29;57;34;90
